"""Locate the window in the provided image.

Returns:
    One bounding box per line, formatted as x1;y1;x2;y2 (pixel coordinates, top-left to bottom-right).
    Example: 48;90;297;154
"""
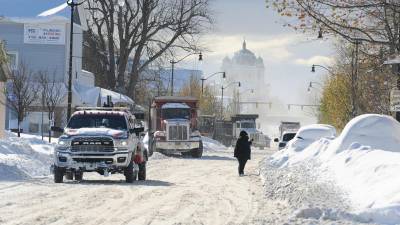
7;52;18;70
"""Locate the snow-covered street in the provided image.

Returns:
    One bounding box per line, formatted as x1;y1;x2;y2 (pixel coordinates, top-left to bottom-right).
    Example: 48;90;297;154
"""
0;148;271;225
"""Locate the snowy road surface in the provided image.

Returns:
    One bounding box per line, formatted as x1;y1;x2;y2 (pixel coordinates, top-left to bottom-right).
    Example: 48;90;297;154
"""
0;149;270;225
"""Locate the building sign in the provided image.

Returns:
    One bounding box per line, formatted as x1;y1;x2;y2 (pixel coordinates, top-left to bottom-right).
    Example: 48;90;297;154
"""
390;89;400;111
24;24;65;45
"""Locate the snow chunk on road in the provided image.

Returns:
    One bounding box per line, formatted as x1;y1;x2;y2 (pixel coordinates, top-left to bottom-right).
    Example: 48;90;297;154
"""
0;132;53;180
269;114;400;224
202;136;226;151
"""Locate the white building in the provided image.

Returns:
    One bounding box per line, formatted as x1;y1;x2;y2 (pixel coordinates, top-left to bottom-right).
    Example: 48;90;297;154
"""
221;41;269;116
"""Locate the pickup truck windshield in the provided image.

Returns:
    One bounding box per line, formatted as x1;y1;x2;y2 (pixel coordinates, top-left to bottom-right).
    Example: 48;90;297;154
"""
67;114;127;130
162;108;190;120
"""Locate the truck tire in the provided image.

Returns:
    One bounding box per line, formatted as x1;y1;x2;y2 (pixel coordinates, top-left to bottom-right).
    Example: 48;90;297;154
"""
54;166;64;183
74;171;83;181
66;171;74;180
191;141;203;158
124;161;137;183
138;162;146;180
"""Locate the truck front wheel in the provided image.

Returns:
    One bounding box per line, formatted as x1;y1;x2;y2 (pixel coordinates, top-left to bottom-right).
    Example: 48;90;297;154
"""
191;141;203;158
124;161;137;183
54;166;64;183
74;171;83;181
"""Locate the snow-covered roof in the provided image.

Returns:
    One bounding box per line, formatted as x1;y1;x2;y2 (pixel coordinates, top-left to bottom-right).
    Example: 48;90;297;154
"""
161;103;190;109
37;2;88;31
72;82;134;107
0;16;69;25
100;88;134;105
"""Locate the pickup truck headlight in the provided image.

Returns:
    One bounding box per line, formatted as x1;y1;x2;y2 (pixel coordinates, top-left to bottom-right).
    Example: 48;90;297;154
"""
57;139;71;147
114;140;128;147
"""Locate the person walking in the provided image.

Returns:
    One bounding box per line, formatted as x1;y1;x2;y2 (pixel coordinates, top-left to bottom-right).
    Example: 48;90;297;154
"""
234;131;252;176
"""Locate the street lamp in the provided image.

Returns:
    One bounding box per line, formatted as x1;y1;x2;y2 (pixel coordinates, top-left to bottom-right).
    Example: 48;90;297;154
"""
221;81;241;118
200;71;226;94
66;0;87;121
311;64;334;75
170;52;202;96
307;81;323;92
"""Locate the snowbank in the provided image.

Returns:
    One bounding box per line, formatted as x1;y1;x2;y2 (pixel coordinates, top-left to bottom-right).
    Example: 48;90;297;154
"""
0;132;53;180
202;136;227;151
269;114;400;224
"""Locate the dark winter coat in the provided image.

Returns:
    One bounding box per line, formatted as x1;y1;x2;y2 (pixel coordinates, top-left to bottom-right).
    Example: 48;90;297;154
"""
234;135;252;160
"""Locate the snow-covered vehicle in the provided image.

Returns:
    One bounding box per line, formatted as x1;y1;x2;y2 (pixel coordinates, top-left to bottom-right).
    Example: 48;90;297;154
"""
148;96;203;158
284;124;336;151
52;107;147;183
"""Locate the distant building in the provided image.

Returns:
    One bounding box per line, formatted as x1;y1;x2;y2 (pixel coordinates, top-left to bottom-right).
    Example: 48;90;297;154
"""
221;41;269;126
222;40;266;98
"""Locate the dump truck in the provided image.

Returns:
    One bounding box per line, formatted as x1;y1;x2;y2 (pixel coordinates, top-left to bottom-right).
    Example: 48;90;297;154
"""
148;96;203;158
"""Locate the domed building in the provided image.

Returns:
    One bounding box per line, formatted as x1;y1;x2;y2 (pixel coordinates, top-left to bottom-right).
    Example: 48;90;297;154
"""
221;41;268;115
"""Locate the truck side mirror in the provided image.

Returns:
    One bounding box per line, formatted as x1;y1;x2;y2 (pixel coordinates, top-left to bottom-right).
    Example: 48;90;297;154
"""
130;127;145;136
274;138;279;142
51;126;64;133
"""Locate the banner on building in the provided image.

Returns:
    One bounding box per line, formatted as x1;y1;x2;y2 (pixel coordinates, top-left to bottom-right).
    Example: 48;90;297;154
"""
24;24;65;45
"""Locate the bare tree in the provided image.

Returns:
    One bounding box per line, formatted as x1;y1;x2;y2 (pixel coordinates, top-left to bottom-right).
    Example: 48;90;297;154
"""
84;0;212;99
37;70;66;142
266;1;400;54
3;63;39;137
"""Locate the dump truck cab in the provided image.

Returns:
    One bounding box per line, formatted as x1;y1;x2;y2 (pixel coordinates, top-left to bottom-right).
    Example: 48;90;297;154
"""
148;96;203;158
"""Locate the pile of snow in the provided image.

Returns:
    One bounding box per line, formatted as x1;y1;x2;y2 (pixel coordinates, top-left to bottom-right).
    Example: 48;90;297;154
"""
0;132;54;180
202;136;227;151
269;114;400;224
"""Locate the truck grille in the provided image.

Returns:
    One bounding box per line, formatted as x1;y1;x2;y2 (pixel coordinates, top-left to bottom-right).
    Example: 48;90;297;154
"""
71;137;114;153
168;125;188;141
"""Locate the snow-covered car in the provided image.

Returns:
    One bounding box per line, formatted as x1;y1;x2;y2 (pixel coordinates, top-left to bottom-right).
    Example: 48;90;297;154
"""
274;131;297;150
285;124;336;152
52;107;147;183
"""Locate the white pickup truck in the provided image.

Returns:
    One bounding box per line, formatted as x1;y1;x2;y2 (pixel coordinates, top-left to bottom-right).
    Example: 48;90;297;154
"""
52;107;147;183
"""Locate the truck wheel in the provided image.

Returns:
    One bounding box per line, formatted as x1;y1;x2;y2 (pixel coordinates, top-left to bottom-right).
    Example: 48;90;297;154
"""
191;141;203;158
138;162;146;181
54;166;64;183
74;171;83;181
124;161;137;183
66;171;74;180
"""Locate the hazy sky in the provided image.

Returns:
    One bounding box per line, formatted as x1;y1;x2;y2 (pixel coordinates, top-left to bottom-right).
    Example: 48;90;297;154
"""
192;0;334;107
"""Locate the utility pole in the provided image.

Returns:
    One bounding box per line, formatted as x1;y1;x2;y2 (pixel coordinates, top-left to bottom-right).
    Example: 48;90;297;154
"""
170;61;175;95
351;39;360;117
221;86;224;118
66;0;84;121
